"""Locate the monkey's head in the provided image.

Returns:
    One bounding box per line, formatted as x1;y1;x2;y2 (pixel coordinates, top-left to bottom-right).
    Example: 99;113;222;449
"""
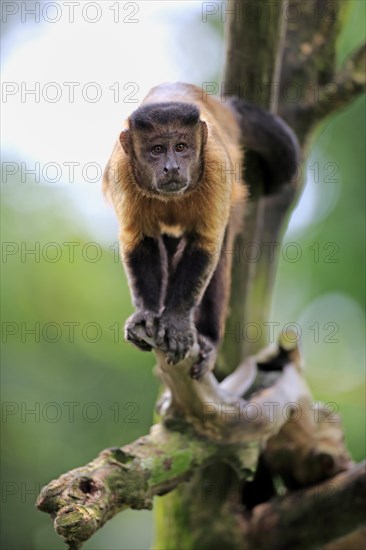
120;102;208;198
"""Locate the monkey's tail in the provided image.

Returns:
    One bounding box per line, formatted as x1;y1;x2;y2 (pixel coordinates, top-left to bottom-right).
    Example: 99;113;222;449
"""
228;98;300;193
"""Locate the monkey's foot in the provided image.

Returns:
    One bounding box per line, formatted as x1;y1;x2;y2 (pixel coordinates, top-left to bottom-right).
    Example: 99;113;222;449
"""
190;335;217;379
156;313;196;365
124;310;159;352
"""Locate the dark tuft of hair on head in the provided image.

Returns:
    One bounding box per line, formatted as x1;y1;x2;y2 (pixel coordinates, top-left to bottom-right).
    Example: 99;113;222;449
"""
130;102;201;132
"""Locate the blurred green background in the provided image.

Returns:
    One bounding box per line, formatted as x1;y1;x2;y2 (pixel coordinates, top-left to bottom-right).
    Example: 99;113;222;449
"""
1;1;365;549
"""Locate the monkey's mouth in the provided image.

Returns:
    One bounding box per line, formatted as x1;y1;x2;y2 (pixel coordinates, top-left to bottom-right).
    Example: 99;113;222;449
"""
157;180;188;195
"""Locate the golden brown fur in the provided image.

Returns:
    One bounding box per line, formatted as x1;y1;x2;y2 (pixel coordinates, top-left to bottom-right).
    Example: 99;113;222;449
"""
103;82;246;254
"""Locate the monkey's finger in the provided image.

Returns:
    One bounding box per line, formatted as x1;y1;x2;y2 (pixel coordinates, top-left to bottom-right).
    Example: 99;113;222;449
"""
125;323;137;338
183;346;193;360
131;338;152;352
170;335;189;361
169;336;178;353
166;351;176;366
190;364;202;379
127;329;141;344
145;316;155;338
124;323;136;340
187;332;195;347
156;326;166;346
125;327;152;351
190;357;209;379
167;344;182;365
175;341;186;363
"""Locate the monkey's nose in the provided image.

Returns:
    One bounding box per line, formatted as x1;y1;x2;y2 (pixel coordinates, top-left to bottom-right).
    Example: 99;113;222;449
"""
164;166;180;175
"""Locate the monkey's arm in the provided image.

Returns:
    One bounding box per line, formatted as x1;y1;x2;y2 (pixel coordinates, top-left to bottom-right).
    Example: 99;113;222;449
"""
122;234;166;351
157;234;220;365
104;148;167;352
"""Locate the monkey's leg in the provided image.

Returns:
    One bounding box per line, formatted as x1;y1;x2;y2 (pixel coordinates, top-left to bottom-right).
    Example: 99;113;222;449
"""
123;236;167;351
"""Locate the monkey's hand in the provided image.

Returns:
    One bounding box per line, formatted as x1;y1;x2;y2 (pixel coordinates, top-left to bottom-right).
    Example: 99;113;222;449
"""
156;312;197;365
124;310;159;352
190;335;217;379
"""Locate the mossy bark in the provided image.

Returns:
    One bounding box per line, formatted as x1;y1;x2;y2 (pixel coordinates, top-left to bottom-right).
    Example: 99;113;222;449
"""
154;1;292;546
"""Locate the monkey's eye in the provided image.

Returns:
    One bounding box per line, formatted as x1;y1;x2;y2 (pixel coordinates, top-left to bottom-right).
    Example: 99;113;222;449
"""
151;145;164;155
175;143;187;152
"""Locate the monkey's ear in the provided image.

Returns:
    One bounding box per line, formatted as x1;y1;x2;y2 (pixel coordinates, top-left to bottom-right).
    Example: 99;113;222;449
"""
119;129;133;155
200;120;208;146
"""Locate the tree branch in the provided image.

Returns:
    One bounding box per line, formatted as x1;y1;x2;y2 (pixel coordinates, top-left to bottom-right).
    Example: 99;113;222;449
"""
36;426;218;549
245;462;366;550
313;42;366;118
277;1;365;144
36;337;353;548
154;335;310;444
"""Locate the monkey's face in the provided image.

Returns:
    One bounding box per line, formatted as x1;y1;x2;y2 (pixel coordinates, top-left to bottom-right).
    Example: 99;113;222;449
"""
119;102;208;198
133;130;206;196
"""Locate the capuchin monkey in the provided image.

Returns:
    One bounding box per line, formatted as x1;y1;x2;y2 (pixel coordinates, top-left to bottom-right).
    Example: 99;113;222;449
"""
103;82;299;378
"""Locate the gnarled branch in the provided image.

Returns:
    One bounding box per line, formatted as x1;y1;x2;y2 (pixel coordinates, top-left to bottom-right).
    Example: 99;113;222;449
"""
37;338;353;548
